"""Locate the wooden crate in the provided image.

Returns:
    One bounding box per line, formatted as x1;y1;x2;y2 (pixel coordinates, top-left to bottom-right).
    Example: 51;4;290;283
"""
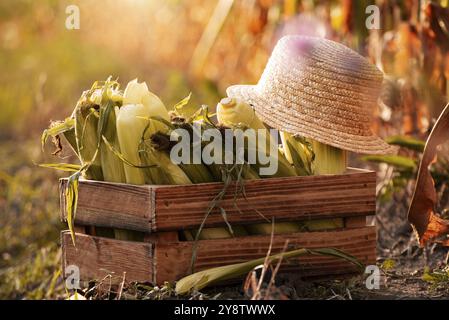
60;168;377;285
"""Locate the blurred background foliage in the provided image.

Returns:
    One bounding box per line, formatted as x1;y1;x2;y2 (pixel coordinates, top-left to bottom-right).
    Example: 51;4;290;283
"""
0;0;448;299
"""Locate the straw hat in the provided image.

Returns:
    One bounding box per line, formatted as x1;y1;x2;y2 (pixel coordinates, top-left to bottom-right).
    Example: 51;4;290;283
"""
226;35;397;155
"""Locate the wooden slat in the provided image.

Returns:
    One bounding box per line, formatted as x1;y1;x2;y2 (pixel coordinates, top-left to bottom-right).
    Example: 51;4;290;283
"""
61;231;153;283
60;179;154;232
191;242;375;265
60;169;376;232
153;171;375;231
154;226;376;283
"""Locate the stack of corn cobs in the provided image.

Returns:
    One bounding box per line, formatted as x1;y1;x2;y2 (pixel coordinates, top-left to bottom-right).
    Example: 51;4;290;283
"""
42;78;347;241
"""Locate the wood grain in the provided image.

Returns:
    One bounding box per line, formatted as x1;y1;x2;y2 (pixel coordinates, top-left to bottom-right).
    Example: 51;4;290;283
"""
60;179;153;232
155;226;376;283
60;168;376;232
62;226;376;285
61;231;153;283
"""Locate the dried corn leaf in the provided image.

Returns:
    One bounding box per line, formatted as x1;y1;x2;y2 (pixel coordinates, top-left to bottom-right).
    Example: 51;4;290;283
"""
66;172;80;246
176;247;362;295
362;154;417;171
408;103;449;246
39;163;82;172
385;135;425;152
41;117;75;150
174;92;192;112
101;136;157;169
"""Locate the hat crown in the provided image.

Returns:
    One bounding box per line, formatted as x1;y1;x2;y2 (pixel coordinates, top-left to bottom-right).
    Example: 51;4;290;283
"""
257;36;383;125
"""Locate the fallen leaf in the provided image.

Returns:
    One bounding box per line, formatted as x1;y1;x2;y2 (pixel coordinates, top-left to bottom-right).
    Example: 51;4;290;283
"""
408;103;449;246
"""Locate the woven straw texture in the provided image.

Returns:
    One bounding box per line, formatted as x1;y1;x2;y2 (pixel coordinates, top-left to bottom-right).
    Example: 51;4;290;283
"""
227;35;398;155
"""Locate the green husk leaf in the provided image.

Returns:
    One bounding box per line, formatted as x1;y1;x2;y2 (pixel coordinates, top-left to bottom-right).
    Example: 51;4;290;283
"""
174;92;192;111
190;105;215;125
385;135;425;152
65;171;80;246
176;162;215;183
75;101;103;181
98;82;126;183
102;136;157;169
361;154;417;171
62;128;78;155
138;122;174;185
39;163;82;172
286;140;311;176
79;108;98;153
176;247;362;295
41;117;75;150
137;116;176;131
282;133;314;176
97;104;113;145
310;139;347;175
312;248;363;268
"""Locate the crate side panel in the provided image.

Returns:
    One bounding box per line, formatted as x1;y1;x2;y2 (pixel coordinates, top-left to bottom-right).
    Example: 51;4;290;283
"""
61;231;154;283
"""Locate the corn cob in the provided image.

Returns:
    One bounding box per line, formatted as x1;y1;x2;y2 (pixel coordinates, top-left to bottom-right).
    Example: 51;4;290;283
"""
299;218;345;231
296;140;347;231
217;97;300;236
74;93;103;181
115;79;192;185
310;139;347;175
183;225;248;241
98;85;126;183
114;80;193;240
175;247;363;295
194;227;232;240
115;104;149;185
150;131;215;184
217;98;296;178
280;132;314;175
245;222;301;235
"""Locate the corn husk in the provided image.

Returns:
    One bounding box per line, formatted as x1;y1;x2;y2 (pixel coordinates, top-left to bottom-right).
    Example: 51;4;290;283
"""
310;139;347;175
280;132;314;175
217;98;299;235
175;247;363;295
74;95;103;181
300;218;345;231
115;104;151;184
217;98;297;178
194;227;232;240
62;128;78;155
246;222;302;235
98;85;126;183
150;131;215;184
231;225;249;236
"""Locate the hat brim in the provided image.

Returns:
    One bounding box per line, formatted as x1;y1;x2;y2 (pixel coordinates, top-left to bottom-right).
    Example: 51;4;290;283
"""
227;84;398;155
